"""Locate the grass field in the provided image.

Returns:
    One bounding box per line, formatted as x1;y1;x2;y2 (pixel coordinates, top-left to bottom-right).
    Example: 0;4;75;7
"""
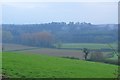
2;52;118;78
0;52;1;77
61;43;117;49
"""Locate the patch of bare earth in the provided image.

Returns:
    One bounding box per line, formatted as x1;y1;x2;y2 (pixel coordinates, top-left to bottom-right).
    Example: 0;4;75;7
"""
20;48;84;59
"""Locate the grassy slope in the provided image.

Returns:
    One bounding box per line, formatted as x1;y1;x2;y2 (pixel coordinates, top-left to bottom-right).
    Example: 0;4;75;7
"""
2;52;118;78
0;52;1;77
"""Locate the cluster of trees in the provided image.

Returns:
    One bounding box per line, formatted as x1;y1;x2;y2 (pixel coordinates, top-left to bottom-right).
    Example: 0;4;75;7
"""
2;22;118;47
20;32;54;47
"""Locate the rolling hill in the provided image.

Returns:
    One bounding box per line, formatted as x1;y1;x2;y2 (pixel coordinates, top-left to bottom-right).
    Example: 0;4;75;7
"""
2;52;118;78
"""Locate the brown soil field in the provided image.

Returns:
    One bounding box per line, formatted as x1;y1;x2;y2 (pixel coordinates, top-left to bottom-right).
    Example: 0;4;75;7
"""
3;43;85;59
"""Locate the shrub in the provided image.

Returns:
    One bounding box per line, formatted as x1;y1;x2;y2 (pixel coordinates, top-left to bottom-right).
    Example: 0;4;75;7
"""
89;51;105;62
106;53;114;58
56;42;62;49
62;56;79;60
103;59;118;65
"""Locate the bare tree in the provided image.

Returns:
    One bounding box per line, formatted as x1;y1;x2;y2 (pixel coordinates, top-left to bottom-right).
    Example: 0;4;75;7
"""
83;48;89;60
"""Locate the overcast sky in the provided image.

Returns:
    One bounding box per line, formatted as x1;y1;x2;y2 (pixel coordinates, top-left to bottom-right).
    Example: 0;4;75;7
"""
1;0;118;24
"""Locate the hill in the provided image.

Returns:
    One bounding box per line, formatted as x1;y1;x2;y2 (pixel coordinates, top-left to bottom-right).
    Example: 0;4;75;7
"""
2;52;118;78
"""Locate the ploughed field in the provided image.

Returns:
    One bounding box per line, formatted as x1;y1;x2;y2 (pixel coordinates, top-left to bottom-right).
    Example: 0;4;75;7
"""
3;43;118;60
3;44;84;59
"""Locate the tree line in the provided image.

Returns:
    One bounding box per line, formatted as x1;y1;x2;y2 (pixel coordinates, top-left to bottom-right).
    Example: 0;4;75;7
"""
2;22;118;47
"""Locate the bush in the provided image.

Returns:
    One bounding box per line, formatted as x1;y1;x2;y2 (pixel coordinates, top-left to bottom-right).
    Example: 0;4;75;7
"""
103;59;118;65
89;52;119;65
62;56;79;60
106;53;114;58
55;42;62;49
89;51;105;62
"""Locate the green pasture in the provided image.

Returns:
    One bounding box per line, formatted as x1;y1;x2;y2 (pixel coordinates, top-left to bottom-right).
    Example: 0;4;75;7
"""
60;43;117;49
2;52;118;78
